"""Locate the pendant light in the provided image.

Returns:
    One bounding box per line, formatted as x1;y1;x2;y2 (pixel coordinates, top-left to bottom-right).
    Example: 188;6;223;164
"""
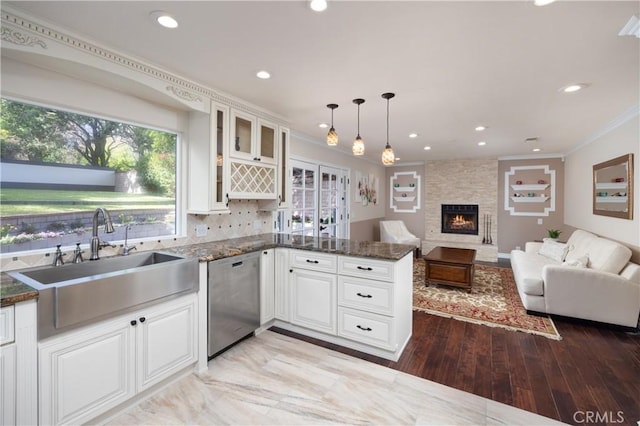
326;103;339;146
381;92;395;165
352;98;365;155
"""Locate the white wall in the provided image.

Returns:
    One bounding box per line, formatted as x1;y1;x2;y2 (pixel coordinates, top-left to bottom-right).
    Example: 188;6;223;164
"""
564;113;639;247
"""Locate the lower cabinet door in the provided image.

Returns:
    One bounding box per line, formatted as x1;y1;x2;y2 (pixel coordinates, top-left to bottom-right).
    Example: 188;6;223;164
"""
337;307;395;351
39;320;136;425
1;343;16;426
137;295;197;391
290;269;337;335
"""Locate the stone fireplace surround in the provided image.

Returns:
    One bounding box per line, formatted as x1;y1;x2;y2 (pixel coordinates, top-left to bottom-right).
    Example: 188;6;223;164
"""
423;159;498;262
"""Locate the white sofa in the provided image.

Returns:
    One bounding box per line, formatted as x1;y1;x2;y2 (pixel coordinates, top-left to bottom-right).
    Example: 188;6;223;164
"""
511;229;640;328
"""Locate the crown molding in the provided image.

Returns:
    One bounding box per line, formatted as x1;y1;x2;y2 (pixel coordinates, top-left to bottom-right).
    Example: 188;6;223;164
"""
0;6;289;126
566;104;640;156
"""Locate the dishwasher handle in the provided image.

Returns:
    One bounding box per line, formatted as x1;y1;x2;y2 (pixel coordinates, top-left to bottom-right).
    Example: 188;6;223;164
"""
232;261;244;268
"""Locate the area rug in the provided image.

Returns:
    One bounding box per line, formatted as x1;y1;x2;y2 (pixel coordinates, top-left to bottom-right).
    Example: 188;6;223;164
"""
413;259;561;340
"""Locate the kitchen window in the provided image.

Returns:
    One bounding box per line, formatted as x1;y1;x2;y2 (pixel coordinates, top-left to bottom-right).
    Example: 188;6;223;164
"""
0;98;178;254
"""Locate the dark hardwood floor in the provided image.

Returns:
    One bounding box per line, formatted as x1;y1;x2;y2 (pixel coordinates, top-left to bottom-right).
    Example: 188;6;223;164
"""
271;298;640;425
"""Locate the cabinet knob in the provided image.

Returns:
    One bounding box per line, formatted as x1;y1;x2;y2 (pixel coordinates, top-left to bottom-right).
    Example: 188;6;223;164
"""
139;317;146;323
289;269;293;273
130;320;137;326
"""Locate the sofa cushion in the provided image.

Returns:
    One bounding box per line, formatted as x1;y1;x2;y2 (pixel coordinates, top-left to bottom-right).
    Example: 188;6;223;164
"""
538;239;569;262
565;229;631;274
511;250;559;296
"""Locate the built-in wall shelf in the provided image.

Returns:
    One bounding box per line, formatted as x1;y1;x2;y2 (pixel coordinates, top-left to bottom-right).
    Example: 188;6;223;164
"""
595;182;627;190
393;186;416;192
504;165;556;217
390;171;421;213
596;196;628;203
511;196;550;203
511;184;549;191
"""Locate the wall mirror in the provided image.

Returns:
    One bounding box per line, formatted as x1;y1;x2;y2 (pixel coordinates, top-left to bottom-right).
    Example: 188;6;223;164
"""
593;153;634;219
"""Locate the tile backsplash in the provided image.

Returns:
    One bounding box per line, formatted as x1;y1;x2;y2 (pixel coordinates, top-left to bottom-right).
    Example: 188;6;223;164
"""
1;200;274;272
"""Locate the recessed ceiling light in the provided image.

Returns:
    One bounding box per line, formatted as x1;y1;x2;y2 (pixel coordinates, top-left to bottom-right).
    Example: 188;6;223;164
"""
318;123;328;129
309;0;327;12
475;126;487;132
150;11;178;29
560;83;588;93
477;141;487;146
423;146;431;151
534;0;556;6
256;70;271;79
533;148;542;152
409;133;419;138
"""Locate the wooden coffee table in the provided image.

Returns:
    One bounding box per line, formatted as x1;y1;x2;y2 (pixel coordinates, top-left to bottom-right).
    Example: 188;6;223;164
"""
424;246;476;292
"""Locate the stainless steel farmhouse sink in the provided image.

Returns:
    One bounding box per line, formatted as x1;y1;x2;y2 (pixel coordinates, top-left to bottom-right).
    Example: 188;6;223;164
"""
9;251;198;339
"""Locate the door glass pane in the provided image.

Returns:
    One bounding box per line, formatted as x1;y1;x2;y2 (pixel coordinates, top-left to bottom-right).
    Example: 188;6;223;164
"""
234;116;252;155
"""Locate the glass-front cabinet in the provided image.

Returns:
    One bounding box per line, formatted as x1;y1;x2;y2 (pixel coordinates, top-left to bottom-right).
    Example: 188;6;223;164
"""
187;101;229;213
230;109;277;165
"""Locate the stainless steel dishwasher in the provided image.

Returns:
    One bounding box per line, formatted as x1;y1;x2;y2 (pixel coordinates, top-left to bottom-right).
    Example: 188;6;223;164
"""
208;251;260;358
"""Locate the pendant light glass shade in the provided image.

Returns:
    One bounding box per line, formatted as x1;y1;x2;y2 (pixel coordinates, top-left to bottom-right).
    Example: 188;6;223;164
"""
326;104;339;146
352;98;365;156
380;92;395;165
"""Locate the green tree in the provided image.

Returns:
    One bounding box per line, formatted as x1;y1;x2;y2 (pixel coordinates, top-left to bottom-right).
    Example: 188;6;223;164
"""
137;130;176;196
0;99;72;162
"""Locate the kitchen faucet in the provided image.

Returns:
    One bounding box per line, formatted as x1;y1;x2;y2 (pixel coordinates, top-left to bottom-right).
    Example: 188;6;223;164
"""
89;207;115;260
121;224;137;256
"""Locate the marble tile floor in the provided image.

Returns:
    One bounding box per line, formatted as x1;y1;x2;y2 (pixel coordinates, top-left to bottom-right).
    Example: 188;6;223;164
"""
109;330;565;425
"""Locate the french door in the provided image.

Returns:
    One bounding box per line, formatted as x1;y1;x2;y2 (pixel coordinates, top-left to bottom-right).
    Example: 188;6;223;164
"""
278;159;349;239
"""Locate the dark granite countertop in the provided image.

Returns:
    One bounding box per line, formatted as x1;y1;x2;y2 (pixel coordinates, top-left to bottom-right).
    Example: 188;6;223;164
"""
166;233;415;263
1;234;414;305
1;272;39;306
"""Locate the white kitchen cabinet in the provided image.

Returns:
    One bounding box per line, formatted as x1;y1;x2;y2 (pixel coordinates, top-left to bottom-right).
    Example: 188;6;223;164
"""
260;249;275;325
258;126;291;211
0;300;37;426
290;268;337;335
229;109;277;165
1;343;17;426
187;101;230;213
274;250;413;361
39;293;197;425
274;248;290;322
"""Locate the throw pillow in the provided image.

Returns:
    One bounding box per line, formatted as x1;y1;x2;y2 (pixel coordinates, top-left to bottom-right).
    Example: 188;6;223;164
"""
563;254;589;268
538;239;569;262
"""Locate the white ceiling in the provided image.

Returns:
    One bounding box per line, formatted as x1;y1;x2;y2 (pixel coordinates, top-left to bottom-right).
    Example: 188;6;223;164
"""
4;1;640;164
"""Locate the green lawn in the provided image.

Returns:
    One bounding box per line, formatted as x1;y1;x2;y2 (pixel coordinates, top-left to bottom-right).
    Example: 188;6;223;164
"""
0;189;174;216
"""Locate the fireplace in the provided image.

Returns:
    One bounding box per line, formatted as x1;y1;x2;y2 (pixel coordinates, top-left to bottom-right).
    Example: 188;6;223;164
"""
441;204;479;235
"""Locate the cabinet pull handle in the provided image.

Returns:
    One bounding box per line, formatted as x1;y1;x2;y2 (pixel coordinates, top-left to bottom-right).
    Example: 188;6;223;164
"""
306;259;319;264
278;195;282;206
264;251;268;255
356;293;372;298
225;193;230;207
253;157;261;161
356;325;372;332
139;317;146;323
357;266;373;271
130;320;137;326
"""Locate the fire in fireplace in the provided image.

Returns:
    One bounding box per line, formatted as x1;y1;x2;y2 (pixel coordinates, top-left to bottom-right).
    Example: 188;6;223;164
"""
441;204;479;235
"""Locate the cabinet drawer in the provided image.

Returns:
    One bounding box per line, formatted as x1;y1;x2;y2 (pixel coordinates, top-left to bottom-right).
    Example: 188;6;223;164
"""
0;305;15;346
291;250;337;273
337;276;393;316
337;307;395;351
338;256;394;282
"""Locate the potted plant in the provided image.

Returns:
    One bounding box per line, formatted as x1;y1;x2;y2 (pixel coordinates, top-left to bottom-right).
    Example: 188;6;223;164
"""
547;229;562;241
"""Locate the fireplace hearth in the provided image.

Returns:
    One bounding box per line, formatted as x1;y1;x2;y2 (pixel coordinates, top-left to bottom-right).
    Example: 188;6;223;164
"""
441;204;479;235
